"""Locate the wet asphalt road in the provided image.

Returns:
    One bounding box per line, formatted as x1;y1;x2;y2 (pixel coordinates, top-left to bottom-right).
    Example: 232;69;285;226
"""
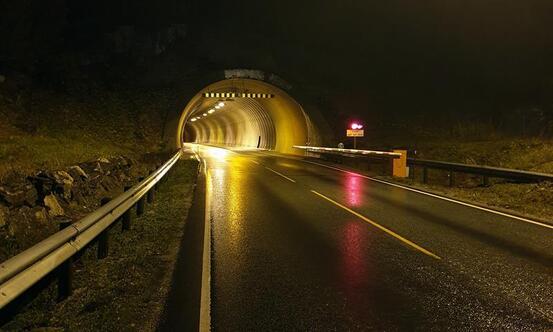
194;145;552;331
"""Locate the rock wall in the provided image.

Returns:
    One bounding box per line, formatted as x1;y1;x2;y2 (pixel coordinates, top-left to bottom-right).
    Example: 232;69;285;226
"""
0;155;160;261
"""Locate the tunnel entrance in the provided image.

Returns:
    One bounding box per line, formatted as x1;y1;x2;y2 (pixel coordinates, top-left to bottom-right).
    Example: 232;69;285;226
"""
177;78;321;154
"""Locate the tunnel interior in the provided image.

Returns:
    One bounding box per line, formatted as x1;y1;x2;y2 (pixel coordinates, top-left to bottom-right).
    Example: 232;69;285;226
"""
178;79;320;154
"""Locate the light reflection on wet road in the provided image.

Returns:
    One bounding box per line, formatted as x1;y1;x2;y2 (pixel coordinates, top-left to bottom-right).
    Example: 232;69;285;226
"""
193;145;553;331
345;173;363;207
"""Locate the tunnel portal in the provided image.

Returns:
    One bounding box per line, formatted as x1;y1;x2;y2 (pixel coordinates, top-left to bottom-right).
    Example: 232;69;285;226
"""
177;78;321;154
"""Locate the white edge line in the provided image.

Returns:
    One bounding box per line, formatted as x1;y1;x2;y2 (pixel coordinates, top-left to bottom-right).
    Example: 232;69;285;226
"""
199;166;211;332
265;167;296;183
301;159;553;230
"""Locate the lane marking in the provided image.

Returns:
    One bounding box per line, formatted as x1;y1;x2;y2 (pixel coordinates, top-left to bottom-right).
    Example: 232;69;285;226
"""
302;160;553;231
251;160;260;165
265;167;296;183
199;168;212;332
311;190;442;260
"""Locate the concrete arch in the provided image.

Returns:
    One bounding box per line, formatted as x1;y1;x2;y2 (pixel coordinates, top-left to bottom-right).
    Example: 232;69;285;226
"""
176;78;322;154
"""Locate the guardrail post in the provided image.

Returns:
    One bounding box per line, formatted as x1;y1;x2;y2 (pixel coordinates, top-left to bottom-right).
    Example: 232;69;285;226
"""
482;175;489;187
164;162;171;182
137;177;145;216
155;164;161;191
448;171;455;187
57;218;73;301
122;185;132;231
392;150;408;178
423;167;428;184
98;197;111;260
147;171;155;204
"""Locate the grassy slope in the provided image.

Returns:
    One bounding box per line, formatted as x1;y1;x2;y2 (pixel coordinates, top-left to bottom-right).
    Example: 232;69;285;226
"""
2;160;198;331
411;139;553;173
0;86;173;180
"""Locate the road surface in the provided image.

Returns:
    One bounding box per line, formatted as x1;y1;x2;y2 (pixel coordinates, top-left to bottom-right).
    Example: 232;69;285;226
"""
169;145;553;331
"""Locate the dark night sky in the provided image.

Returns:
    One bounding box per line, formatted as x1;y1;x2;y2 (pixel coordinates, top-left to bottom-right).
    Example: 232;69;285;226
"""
200;0;553;111
2;0;553;127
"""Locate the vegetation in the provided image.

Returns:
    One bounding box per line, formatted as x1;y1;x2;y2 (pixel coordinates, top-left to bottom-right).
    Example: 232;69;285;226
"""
408;138;553;173
0;79;175;180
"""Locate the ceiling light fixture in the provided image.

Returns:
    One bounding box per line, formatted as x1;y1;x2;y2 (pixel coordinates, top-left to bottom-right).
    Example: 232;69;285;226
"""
203;92;274;99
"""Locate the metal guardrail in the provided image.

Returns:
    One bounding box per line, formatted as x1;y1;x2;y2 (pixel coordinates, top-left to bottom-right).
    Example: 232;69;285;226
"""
293;145;401;159
294;145;553;184
408;158;553;184
0;150;182;310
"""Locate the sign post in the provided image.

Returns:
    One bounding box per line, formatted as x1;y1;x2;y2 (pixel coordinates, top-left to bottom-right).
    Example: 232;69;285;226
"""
347;123;364;149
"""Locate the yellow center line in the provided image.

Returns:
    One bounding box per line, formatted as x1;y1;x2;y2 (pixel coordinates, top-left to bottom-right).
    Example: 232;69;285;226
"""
265;167;296;183
311;190;442;260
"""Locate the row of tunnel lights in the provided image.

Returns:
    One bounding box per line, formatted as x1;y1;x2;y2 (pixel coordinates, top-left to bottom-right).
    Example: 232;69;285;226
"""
203;92;275;99
190;102;226;122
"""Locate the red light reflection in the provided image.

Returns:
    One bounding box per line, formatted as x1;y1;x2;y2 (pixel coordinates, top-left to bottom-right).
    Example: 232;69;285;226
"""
340;221;372;307
345;173;362;207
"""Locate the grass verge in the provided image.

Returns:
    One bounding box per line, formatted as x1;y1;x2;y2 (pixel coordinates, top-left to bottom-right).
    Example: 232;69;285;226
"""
388;176;553;223
407;138;553;174
1;159;199;331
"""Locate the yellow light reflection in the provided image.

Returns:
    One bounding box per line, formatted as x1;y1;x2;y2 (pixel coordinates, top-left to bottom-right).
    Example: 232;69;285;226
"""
226;168;245;243
208;153;249;248
276;161;302;170
205;147;230;161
